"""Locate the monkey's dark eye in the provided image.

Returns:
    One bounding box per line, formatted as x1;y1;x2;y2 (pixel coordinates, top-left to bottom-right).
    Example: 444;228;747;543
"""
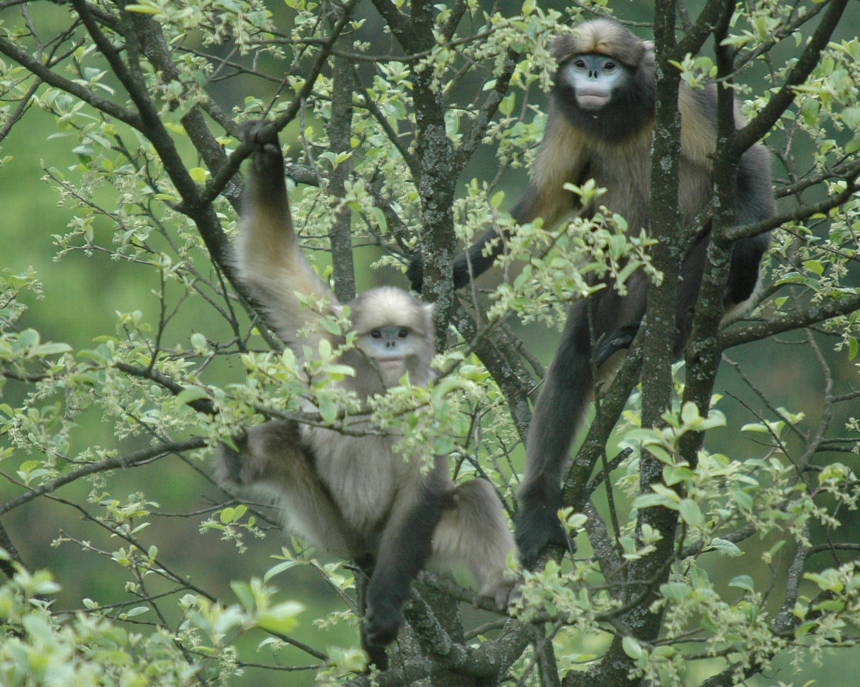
604;61;617;72
398;329;409;339
371;330;382;339
573;58;587;69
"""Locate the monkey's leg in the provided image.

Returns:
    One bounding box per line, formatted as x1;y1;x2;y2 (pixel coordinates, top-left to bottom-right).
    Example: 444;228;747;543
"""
724;234;769;311
363;462;448;663
517;280;648;568
516;302;593;567
406;178;573;292
722;142;772;314
433;479;517;607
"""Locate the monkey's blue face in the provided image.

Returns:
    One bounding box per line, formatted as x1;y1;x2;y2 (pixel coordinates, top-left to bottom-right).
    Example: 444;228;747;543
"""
359;325;416;382
560;54;627;111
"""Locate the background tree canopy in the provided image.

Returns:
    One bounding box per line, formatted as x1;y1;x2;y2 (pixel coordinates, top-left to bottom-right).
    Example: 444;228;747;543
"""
1;0;860;685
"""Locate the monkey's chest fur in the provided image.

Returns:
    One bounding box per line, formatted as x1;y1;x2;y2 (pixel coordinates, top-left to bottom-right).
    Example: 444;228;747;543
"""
293;426;427;554
575;133;712;230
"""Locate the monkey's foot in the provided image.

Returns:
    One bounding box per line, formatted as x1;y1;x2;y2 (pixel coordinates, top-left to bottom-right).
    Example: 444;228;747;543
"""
361;628;389;673
479;572;522;609
405;252;424;292
515;501;576;571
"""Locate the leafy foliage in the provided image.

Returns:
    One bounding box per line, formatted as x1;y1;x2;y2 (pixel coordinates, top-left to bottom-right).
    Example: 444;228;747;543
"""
0;0;859;685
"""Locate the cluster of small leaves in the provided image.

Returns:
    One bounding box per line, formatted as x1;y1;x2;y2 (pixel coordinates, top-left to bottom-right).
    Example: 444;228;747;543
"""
420;4;565;95
127;0;275;52
0;559;195;687
481;182;659;329
765;33;860;350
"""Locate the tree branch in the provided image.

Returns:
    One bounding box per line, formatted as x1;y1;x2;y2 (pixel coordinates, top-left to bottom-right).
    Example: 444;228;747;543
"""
0;438;207;517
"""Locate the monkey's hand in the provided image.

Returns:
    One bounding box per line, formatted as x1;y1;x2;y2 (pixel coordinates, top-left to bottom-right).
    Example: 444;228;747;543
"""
238;119;285;180
595;324;639;368
405;250;472;293
515;482;575;570
405;251;425;292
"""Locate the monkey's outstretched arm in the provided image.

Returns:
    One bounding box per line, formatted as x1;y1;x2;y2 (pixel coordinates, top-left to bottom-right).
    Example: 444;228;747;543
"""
214;421;356;554
407;114;585;292
235;122;339;353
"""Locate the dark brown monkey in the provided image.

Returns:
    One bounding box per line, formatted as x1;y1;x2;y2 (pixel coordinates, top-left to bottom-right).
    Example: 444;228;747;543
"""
218;123;516;669
408;20;773;567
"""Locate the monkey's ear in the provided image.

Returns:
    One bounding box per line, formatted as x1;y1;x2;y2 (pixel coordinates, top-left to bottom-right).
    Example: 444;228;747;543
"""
549;33;577;63
421;301;435;330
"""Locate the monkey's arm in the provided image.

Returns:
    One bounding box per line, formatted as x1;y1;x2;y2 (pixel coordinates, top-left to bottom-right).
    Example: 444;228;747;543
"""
407;114;584;292
214;421;355;554
236;123;339;353
725;142;773;307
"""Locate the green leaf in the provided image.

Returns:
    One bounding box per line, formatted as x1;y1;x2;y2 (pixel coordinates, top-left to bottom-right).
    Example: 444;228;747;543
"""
190;332;207;350
802;259;824;275
189;167;208;183
230;581;255;612
680;402;701;424
709;538;742;557
650;483;681;503
632;493;673;509
795;621;817;638
22;615;55;643
679;499;702;526
35;342;72;356
813;599;845;612
319;397;337;425
123;606;150;618
622;636;643;659
731;489;754;511
256;601;304;634
371;207;388;234
263;560;301;582
176;386;210;406
661;582;690;601
124;4;162;13
728;575;755;592
644;444;673;464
